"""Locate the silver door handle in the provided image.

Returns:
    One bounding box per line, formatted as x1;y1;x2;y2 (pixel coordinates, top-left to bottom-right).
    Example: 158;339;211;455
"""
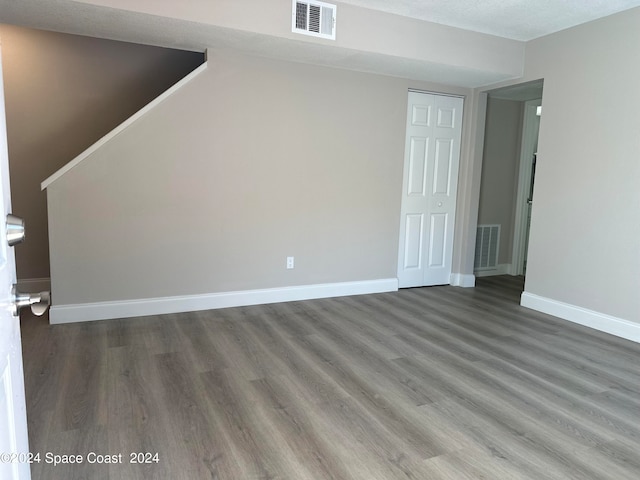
6;214;25;246
11;285;50;316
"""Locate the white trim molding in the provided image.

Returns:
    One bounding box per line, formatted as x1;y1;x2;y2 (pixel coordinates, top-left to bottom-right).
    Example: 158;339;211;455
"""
49;278;399;324
521;292;640;343
474;263;512;278
17;277;51;292
511;98;541;276
450;273;475;287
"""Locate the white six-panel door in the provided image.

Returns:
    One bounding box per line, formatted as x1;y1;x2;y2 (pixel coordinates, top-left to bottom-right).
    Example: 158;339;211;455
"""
397;91;463;288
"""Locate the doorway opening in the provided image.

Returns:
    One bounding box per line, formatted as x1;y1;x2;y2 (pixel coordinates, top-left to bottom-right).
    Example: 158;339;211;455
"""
475;80;544;284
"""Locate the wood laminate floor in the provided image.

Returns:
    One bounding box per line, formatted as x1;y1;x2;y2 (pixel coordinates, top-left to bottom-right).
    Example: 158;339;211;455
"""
20;276;640;479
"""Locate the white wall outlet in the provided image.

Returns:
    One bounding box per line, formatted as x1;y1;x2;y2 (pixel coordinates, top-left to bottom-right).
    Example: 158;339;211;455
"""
286;256;295;269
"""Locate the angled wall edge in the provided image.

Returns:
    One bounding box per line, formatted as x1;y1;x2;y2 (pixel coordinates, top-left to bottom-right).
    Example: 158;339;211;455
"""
41;59;209;190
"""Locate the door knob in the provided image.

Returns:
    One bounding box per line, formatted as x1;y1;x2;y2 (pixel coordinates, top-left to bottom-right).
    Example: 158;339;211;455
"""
11;285;50;317
6;214;25;246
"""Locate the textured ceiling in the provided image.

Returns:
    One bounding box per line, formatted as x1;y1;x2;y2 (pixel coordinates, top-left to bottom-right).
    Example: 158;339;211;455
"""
339;0;640;40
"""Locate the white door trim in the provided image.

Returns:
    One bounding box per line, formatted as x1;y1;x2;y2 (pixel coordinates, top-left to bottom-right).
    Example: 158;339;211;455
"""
511;99;541;276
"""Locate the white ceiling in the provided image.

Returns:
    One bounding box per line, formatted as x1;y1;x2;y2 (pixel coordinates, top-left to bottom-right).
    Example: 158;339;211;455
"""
339;0;640;40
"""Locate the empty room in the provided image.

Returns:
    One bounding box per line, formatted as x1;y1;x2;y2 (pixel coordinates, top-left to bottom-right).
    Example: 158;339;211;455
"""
0;1;638;479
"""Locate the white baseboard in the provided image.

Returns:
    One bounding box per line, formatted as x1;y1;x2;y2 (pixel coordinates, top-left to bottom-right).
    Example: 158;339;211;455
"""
474;263;512;278
521;292;640;343
17;277;51;292
450;273;475;287
49;278;399;324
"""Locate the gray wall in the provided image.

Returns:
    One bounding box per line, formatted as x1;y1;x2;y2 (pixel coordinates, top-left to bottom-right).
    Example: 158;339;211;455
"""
477;97;523;266
46;49;471;305
39;3;640;327
0;25;203;280
520;8;640;321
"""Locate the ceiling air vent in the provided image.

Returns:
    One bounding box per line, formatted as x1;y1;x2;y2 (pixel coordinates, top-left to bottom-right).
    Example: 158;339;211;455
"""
292;1;336;40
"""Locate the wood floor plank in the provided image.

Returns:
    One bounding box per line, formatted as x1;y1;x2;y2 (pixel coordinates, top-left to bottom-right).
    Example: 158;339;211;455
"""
250;375;379;480
421;444;534;480
174;311;230;373
21;276;640;479
240;317;353;407
48;322;109;433
391;339;616;448
152;351;229;479
427;397;595;480
200;368;325;480
105;345;176;480
398;355;638;480
386;292;614;397
479;356;640;442
289;333;460;459
32;427;109;480
20;319;75;453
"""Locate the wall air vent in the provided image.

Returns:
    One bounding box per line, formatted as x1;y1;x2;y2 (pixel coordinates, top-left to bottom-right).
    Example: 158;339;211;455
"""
474;224;500;270
292;1;336;40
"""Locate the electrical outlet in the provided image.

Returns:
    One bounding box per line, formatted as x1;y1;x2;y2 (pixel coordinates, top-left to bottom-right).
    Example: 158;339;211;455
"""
286;256;295;269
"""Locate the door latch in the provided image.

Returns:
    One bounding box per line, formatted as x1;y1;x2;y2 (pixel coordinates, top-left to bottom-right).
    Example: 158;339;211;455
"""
11;285;50;317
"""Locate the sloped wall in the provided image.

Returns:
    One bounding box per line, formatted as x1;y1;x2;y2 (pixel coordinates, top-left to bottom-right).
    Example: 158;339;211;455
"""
1;24;203;281
45;49;473;318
